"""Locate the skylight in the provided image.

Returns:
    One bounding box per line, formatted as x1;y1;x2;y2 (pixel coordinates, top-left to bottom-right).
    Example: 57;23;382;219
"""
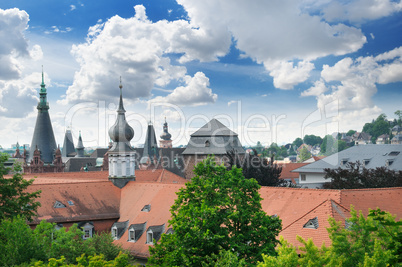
388;151;400;156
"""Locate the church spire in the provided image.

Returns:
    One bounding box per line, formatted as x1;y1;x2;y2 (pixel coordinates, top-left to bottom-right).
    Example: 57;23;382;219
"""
117;76;126;113
37;66;49;112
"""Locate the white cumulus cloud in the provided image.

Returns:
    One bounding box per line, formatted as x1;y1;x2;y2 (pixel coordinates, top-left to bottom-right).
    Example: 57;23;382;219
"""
150;72;217;106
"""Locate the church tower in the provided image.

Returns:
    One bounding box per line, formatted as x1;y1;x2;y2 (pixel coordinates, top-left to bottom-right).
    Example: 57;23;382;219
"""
29;69;57;163
160;118;172;148
62;128;76;157
108;80;136;188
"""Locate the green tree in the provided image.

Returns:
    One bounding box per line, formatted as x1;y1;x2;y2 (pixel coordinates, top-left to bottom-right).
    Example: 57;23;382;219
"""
362;113;391;143
226;149;284;187
346;129;356;136
0;216;42;266
292;138;303;149
303;135;322;146
323;161;402;189
320;135;336;155
298;147;311;162
395;110;402;126
149;157;282;266
258;208;401;266
0;153;41;221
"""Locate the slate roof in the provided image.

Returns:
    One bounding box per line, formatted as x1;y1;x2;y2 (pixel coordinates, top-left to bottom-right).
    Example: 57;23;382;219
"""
30;112;57;163
90;148;109;158
182;119;245;155
293;144;402;173
64;157;98;172
140;124;159;164
191;118;237;137
62;129;76;157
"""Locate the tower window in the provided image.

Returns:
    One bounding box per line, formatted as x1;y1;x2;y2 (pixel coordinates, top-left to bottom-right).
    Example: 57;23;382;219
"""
205;140;210;147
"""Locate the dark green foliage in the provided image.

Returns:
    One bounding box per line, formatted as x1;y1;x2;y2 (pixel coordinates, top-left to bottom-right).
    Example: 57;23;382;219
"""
227;149;284;187
302;134;322;146
292;138;303;149
0;216;41;266
323;161;402;189
149;157;282;266
0;153;41;221
346;129;357;136
0;218;125;266
362;113;391;143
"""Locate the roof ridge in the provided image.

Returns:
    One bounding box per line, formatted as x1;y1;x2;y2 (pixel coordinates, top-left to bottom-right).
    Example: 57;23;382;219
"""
281;199;334;231
30;180;112;186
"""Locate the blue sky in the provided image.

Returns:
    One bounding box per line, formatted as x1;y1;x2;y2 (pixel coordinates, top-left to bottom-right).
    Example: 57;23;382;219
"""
0;0;401;149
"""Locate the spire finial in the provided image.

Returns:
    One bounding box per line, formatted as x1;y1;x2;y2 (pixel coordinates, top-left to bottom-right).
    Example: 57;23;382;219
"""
41;65;44;85
119;76;123;90
117;77;126;113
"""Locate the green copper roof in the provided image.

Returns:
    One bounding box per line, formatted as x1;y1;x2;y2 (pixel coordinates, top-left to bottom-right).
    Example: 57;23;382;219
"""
37;67;49;112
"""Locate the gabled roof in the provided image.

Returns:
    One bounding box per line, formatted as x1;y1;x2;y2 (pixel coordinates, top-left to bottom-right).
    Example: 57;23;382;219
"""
182;119;245;155
191;119;237;137
293;144;402;173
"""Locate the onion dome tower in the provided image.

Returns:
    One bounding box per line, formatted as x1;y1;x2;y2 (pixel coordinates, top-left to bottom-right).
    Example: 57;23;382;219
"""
108;79;135;188
76;131;85;157
160;117;172;148
62;128;76;157
29;68;57;163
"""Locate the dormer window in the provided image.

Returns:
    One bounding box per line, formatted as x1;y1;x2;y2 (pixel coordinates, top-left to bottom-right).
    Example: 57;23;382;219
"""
340;158;349;166
129;228;135;241
205;140;210;147
141;204;151;212
147;230;153;244
54;201;66;208
386;159;394;167
363;159;370;166
303;217;319;229
112;226;118;240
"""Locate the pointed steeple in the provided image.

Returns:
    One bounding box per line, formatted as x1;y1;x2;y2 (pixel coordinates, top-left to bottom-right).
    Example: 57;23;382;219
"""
76;131;85;157
117;77;126;113
62;127;76;157
29;68;57;163
140;121;159;165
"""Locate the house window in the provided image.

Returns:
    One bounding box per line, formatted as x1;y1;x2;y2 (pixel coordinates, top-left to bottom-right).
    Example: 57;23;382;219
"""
129;229;135;241
147;231;153;244
363;159;370;166
341;159;348;165
205;140;210;147
112;227;118;240
301;174;306;181
141;204;151;212
84;229;91;239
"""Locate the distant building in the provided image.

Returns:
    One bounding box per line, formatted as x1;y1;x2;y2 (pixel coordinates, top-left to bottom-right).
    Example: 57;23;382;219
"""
376;134;390;144
62;128;76;157
391;125;402;136
182;119;245;179
351;132;372;145
293;144;402;188
391;135;402;145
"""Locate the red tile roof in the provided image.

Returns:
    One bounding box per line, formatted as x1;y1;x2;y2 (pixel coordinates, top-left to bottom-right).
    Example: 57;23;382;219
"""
27;181;121;224
279;163;309;183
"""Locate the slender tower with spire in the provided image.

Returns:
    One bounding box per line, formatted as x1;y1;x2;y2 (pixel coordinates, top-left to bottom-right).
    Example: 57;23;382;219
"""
140;121;159;169
29;67;57;163
160;117;172;148
108;78;136;188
